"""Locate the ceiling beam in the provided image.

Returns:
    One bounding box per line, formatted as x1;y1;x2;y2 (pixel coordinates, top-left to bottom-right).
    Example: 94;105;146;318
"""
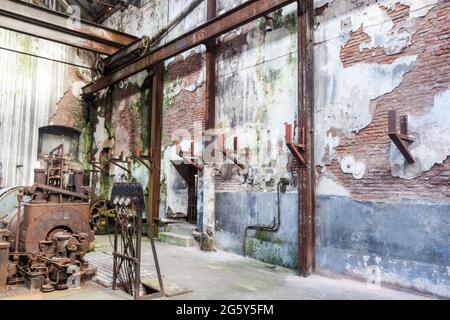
83;0;296;94
0;0;137;55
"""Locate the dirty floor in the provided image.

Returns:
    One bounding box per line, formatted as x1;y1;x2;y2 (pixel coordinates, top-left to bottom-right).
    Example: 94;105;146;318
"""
1;235;431;300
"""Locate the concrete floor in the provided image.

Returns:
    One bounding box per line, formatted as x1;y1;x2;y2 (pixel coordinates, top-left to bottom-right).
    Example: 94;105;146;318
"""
2;235;431;300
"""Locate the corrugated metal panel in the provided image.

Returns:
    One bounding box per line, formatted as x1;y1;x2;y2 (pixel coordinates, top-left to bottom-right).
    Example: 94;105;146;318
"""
0;29;70;187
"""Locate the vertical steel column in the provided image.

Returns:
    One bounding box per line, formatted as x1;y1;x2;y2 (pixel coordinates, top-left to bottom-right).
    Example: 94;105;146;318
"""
148;63;164;237
205;0;217;134
199;0;217;251
297;0;315;276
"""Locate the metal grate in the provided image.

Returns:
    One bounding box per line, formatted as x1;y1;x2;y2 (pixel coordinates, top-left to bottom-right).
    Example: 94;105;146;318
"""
86;251;157;288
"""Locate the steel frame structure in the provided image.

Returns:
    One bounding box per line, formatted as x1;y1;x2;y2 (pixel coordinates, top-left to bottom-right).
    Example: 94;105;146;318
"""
83;0;315;276
4;0;315;276
0;0;137;55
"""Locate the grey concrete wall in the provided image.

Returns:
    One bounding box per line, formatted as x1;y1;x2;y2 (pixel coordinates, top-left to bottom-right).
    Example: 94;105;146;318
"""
316;195;450;297
215;191;298;269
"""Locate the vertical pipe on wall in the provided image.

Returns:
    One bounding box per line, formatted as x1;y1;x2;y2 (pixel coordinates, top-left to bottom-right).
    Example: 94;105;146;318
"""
148;63;164;237
297;0;315;277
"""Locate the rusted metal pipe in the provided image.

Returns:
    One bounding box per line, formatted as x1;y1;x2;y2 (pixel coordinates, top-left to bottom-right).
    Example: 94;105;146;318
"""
243;179;290;257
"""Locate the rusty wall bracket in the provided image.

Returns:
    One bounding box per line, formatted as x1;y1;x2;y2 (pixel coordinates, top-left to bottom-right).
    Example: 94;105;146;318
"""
176;140;204;171
285;123;306;168
217;134;246;169
103;151;133;178
88;161;109;175
388;110;415;164
134;147;152;171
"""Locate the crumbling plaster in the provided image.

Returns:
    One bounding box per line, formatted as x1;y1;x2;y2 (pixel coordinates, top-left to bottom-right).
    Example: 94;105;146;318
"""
391;89;450;179
215;3;299;192
314;0;447;188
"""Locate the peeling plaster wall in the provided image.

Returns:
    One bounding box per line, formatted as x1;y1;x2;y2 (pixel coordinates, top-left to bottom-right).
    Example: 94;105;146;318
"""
88;71;151;199
99;0;450;296
314;0;450;297
0;29;92;188
97;0;208;211
214;2;300;266
101;1;301;265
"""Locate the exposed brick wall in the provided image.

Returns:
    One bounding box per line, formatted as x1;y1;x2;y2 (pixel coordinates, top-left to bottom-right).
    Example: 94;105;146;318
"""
328;0;450;201
162;52;205;147
50;68;84;130
340;4;422;67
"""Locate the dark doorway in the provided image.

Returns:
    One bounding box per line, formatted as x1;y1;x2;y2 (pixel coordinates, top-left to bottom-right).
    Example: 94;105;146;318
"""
171;161;199;224
186;168;198;224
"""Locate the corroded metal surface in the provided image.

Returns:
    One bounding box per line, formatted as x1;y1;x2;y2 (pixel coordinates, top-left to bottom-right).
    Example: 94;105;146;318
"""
0;0;137;55
82;0;297;94
0;146;96;292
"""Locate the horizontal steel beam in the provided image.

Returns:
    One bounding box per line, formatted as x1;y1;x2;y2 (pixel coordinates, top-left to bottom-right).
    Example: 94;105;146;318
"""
83;0;296;94
0;0;137;55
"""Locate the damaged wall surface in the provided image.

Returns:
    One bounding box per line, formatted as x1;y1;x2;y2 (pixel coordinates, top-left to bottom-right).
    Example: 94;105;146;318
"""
0;28;93;187
314;0;450;297
88;0;449;297
98;0;301;267
213;3;299;267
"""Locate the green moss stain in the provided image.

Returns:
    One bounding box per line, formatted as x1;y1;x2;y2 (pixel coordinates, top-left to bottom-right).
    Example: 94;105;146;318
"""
104;89;114;140
258;9;297;36
283;13;297;34
258;17;266;34
273;9;284;29
262;69;281;84
288;52;297;66
163;95;173;112
201;234;215;251
81;98;98;169
138;76;152;154
242;228;298;269
99;153;111;199
19;35;33;75
254;230;284;244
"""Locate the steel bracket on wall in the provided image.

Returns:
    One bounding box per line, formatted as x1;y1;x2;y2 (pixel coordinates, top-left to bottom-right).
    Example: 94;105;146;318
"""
388;110;415;164
285;123;306;168
134;146;152;171
176;140;204;171
217;134;246;169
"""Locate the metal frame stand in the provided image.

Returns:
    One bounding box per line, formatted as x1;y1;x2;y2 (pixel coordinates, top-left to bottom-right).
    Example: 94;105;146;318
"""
111;183;165;300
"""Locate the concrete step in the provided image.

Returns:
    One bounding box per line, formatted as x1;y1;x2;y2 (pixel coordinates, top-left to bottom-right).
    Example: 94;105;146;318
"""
158;232;196;248
165;223;197;236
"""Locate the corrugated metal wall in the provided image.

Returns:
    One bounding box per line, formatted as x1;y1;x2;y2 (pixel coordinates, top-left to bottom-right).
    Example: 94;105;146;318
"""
0;29;78;187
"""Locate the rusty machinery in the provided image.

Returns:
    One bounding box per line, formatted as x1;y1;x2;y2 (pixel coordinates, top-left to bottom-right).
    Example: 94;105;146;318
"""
0;144;96;292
